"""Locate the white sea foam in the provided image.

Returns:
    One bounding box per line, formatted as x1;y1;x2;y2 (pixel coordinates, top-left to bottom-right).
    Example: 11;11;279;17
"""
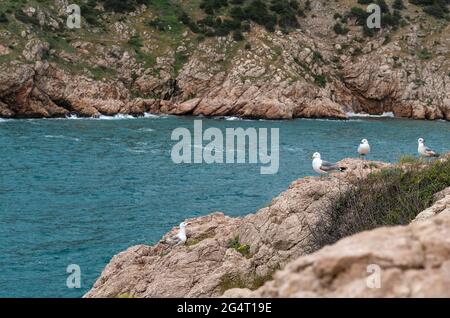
127;148;148;154
44;135;80;142
143;112;163;118
97;114;135;120
138;128;155;132
0;118;7;123
64;113;166;120
346;112;395;118
213;116;266;122
224;116;241;121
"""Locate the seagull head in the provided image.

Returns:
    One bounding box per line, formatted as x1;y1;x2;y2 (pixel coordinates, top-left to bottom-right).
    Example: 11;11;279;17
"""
179;222;187;229
312;152;321;160
418;138;424;144
361;139;369;144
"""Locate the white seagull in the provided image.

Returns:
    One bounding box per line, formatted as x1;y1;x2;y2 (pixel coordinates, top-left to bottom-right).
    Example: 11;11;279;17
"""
163;222;188;246
312;152;347;175
418;138;439;158
358;139;371;159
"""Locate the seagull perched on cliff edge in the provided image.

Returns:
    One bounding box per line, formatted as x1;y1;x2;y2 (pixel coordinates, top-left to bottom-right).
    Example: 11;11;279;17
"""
162;222;188;246
358;139;371;160
312;152;347;176
418;138;439;158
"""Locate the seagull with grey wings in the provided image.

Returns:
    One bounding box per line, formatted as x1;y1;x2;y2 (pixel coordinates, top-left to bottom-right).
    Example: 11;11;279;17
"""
162;222;188;246
358;139;371;159
418;138;439;158
312;152;347;176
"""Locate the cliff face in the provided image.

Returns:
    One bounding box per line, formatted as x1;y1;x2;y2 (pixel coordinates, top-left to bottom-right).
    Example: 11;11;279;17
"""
225;201;450;298
85;159;391;298
0;1;449;119
85;158;450;298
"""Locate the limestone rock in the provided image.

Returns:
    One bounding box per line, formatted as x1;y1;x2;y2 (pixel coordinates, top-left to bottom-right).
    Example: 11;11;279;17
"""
85;159;388;298
225;211;450;298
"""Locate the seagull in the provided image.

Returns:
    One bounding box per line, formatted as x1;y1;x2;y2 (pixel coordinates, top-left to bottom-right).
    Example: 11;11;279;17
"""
358;139;371;159
418;138;439;158
312;152;347;175
163;222;187;246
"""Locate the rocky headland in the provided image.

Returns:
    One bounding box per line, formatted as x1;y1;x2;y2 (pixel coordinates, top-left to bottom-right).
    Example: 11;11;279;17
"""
85;156;450;298
0;0;449;120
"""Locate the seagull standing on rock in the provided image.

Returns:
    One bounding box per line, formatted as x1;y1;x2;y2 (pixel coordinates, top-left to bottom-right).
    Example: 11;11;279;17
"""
358;139;371;160
418;138;439;158
312;152;347;176
163;222;188;246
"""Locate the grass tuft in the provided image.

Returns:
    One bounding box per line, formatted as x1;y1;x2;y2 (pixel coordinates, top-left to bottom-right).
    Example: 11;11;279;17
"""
227;236;251;258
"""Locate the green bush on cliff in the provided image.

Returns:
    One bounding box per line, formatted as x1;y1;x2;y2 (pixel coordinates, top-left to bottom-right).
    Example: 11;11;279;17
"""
310;158;450;252
409;0;449;19
0;13;8;24
227;236;251;258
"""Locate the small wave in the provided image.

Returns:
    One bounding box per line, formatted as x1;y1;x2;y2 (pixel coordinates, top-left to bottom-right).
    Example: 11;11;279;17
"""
0;118;8;123
44;135;80;142
346;112;395;118
126;148;148;154
213;116;266;122
143;113;160;118
297;117;361;122
225;116;241;121
98;114;136;120
65;113;165;120
138;128;155;132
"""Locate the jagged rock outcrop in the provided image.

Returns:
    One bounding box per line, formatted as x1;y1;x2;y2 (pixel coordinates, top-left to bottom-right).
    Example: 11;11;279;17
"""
413;187;450;223
0;1;448;119
224;208;450;298
85;159;389;298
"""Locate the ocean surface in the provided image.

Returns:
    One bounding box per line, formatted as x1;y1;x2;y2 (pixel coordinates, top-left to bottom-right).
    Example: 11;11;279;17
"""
1;114;449;297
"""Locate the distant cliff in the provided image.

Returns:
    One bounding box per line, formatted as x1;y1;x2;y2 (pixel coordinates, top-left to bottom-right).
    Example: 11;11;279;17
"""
0;0;449;120
85;156;450;298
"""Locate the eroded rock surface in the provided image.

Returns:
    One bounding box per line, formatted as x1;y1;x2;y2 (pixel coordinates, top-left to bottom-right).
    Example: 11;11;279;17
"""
85;159;388;298
0;2;448;119
225;209;450;298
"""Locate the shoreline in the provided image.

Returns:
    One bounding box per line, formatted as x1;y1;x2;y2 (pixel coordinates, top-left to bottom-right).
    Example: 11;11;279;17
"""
1;111;446;122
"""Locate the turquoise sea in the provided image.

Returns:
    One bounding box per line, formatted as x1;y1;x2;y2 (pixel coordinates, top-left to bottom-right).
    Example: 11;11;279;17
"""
0;115;449;297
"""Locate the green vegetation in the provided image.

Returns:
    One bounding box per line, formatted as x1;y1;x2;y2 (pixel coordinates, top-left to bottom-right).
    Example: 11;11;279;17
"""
0;12;8;24
186;231;216;246
310;157;450;252
398;155;421;164
333;22;349;35
418;47;432;60
393;0;406;10
314;74;327;88
409;0;450;19
227;236;251;258
103;0;151;13
339;0;408;37
177;0;306;40
115;293;135;298
218;269;277;293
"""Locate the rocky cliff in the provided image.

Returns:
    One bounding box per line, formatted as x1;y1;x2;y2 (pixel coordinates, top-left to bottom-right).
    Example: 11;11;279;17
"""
85;157;450;298
85;159;388;298
0;0;449;119
224;198;450;298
